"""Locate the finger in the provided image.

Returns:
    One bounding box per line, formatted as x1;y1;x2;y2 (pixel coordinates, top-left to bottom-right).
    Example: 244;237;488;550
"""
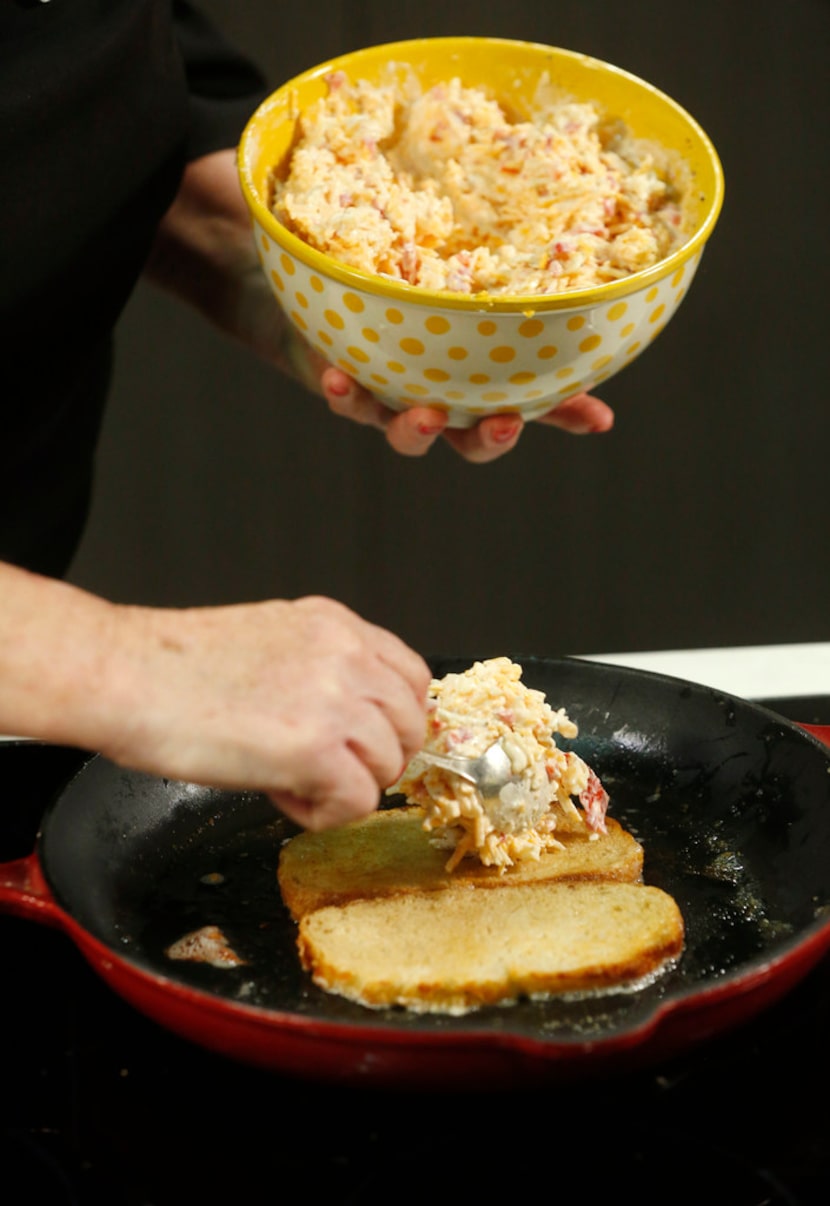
267;790;320;828
537;392;615;434
357;620;432;720
267;750;382;831
321;367;389;430
295;596;431;730
344;699;414;789
321;375;456;458
383;406;449;457
268;784;377;831
442;413;524;463
357;658;429;765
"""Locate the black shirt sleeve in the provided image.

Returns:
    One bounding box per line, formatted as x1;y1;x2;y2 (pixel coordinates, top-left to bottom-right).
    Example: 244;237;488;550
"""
173;2;270;161
0;2;271;577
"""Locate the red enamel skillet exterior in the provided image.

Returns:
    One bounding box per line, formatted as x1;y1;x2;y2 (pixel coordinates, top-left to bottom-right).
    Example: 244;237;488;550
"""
1;656;829;1089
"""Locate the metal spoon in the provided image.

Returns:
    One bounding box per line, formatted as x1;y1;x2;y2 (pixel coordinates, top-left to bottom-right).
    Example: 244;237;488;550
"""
415;740;517;804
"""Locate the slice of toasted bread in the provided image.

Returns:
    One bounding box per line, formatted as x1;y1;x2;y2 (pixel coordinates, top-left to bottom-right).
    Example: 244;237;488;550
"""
297;880;684;1014
278;806;644;921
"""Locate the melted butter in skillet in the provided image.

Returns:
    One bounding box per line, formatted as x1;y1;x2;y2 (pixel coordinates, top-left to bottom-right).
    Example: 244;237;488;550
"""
165;925;247;968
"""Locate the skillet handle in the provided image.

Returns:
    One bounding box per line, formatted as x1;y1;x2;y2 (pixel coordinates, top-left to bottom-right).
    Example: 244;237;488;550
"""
0;853;64;928
799;723;830;747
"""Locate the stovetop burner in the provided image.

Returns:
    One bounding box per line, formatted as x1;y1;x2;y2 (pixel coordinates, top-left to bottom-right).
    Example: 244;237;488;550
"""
1;712;828;1205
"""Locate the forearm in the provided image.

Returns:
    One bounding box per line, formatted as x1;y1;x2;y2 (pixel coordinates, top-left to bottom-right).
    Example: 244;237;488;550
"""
145;149;311;381
143;150;253;325
0;564;430;828
144;148;328;391
0;563;123;749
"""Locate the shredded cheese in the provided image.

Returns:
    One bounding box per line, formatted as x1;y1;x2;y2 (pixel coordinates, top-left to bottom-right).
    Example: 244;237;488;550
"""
271;71;687;295
389;657;609;870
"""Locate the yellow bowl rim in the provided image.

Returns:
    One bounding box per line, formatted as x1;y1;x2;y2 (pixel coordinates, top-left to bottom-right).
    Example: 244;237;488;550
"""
238;36;725;314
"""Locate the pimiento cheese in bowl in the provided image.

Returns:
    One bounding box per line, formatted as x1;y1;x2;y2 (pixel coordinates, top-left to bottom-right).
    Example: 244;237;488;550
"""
273;73;685;296
239;37;724;427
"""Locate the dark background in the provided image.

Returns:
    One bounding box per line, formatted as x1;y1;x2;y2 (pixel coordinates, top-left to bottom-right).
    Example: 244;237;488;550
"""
67;0;830;660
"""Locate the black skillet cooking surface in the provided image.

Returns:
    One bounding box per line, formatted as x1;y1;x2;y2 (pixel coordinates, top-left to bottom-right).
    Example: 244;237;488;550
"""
27;654;830;1077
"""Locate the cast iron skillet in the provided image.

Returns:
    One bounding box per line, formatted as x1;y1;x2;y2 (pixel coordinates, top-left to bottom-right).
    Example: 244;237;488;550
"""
2;655;829;1090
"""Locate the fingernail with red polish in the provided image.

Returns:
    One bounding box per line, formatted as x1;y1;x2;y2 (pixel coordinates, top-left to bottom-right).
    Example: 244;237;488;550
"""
327;379;352;398
417;422;445;436
491;420;521;444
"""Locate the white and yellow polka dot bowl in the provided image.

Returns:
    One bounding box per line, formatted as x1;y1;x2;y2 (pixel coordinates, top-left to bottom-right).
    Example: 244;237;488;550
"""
238;37;724;428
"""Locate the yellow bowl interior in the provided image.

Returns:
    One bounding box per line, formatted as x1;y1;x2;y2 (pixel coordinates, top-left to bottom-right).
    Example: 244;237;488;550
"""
239;37;724;310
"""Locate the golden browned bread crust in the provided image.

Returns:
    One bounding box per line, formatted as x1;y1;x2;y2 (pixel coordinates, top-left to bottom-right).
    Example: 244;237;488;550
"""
278;806;644;921
297;880;685;1014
